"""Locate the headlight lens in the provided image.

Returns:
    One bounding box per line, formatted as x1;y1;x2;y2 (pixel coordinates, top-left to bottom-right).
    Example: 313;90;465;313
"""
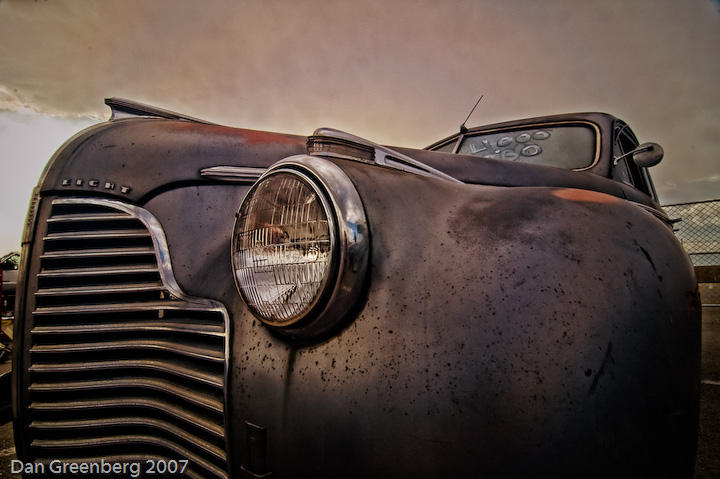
232;171;336;326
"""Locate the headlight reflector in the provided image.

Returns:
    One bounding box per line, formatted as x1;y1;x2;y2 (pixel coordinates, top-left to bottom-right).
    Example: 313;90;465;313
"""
232;171;336;326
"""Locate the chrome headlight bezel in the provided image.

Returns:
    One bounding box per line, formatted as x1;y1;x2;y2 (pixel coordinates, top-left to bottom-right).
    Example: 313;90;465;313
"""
231;155;369;337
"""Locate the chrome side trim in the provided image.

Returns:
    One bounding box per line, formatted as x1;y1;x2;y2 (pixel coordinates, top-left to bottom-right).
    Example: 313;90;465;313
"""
13;187;43;462
200;166;266;183
312;127;463;183
21;187;41;245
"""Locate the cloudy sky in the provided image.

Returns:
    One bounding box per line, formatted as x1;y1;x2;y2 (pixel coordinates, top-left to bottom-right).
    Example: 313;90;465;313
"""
1;0;718;253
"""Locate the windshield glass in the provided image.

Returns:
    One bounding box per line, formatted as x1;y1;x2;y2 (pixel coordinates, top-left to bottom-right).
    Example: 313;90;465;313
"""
1;253;19;270
457;124;597;169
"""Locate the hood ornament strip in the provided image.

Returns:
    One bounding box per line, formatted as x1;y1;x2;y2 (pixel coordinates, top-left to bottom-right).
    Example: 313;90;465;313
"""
310;127;462;184
200;166;267;183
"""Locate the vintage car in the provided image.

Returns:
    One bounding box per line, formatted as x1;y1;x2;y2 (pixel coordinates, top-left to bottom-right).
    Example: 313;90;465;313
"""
1;251;19;319
11;98;699;478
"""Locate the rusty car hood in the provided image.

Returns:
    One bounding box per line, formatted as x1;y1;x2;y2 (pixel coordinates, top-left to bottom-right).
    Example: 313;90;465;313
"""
38;117;656;208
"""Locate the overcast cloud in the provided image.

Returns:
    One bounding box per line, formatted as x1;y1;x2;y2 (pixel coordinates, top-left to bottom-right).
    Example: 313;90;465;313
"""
0;0;718;252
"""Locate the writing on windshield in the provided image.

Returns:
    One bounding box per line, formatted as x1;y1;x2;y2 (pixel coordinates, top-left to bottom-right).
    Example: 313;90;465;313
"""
457;125;597;170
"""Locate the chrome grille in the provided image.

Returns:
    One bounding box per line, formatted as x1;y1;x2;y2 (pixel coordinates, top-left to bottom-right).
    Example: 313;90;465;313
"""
25;198;229;479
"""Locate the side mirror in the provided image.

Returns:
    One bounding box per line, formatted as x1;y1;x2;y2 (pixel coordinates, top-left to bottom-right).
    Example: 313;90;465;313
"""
632;142;663;168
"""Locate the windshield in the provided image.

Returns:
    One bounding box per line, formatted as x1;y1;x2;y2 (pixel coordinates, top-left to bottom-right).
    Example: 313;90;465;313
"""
1;253;20;270
457;124;598;170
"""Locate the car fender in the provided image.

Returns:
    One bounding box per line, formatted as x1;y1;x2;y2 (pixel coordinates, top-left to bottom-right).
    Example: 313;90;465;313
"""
227;159;699;478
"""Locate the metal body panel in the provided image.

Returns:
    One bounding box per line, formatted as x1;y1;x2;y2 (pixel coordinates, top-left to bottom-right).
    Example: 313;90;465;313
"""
228;161;699;478
40;119;307;203
13;109;699;478
391;145;658;207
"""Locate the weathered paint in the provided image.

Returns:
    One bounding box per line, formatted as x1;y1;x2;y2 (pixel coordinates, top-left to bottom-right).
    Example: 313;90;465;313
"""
552;187;622;204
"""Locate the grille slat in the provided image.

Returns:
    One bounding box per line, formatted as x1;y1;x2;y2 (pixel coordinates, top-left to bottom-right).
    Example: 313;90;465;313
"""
31;339;224;362
32;302;215;315
29;400;224;439
22;199;229;479
31;435;227;479
37;265;160;278
29;356;223;388
31;418;227;462
47;213;135;222
44;230;152;240
29;378;223;413
32;321;225;336
34;282;165;296
40;246;156;259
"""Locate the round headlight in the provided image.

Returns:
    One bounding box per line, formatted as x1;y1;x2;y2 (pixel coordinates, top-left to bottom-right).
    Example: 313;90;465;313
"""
232;171;336;326
232;155;369;336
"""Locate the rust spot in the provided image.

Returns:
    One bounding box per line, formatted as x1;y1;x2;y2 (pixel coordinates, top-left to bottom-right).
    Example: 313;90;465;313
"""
552;188;621;204
170;122;306;146
238;128;307;146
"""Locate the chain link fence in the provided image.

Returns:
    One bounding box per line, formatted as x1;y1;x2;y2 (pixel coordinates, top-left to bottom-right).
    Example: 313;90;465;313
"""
663;199;720;305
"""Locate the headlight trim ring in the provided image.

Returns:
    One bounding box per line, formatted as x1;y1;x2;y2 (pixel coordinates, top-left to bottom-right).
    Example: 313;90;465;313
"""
232;155;369;337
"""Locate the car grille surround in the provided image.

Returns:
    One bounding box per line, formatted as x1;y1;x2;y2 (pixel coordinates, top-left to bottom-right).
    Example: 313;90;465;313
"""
20;198;229;479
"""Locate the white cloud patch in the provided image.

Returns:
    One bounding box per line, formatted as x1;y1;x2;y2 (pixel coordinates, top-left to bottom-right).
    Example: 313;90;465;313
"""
689;175;720;184
0;84;104;122
0;110;95;252
0;84;34;113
